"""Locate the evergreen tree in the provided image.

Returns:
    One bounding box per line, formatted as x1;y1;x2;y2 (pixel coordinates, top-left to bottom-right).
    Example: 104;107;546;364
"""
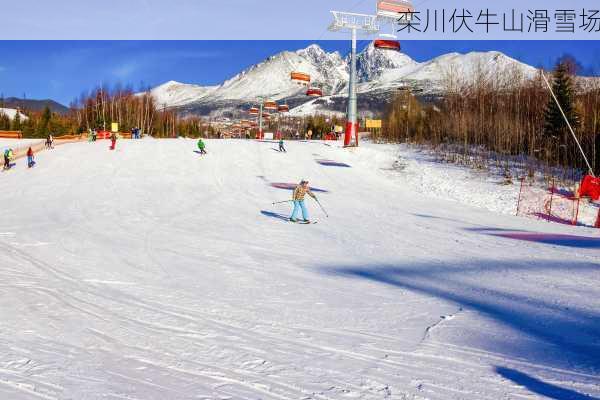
11;111;21;131
37;106;52;136
21;117;34;138
543;61;579;139
543;61;580;165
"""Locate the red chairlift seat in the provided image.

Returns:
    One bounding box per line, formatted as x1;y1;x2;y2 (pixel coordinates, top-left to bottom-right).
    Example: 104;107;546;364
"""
263;100;278;111
374;39;401;51
248;107;259;115
307;87;323;97
278;104;290;113
377;0;414;20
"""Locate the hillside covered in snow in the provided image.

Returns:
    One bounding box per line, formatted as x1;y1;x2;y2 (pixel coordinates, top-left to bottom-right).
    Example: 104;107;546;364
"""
0;107;28;121
0;138;598;399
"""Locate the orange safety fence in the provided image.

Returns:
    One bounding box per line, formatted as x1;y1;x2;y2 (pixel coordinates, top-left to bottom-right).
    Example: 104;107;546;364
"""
0;131;23;139
54;134;84;141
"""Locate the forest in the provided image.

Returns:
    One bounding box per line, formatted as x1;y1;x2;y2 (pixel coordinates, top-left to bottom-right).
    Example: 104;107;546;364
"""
380;57;600;182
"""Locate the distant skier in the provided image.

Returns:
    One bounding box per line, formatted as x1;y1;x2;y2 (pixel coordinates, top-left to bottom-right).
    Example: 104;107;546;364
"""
290;180;317;223
109;133;117;150
3;148;13;170
197;138;207;155
92;129;97;142
278;139;287;153
26;147;35;168
45;134;54;149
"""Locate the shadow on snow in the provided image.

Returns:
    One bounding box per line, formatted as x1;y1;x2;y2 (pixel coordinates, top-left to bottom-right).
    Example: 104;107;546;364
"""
318;258;600;381
496;367;598;400
260;210;289;222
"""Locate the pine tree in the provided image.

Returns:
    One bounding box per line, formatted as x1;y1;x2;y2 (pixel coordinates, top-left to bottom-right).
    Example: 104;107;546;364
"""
37;106;52;136
11;112;21;131
543;61;580;165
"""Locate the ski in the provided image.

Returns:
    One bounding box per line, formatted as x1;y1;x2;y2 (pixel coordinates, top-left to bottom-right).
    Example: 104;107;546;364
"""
289;220;318;224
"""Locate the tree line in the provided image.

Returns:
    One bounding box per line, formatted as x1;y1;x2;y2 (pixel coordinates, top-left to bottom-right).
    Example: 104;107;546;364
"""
380;57;600;182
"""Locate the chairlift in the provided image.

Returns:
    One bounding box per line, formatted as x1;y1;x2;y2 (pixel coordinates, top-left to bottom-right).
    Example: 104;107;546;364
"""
263;100;278;111
374;37;401;51
291;72;311;85
278;104;290;113
248;107;259;115
306;87;323;97
376;0;414;21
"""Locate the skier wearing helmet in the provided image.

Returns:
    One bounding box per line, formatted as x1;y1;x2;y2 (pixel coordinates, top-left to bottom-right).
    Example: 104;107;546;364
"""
290;180;317;223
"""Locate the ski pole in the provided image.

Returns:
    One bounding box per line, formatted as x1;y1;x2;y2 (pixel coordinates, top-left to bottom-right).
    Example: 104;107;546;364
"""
315;198;329;218
272;200;294;205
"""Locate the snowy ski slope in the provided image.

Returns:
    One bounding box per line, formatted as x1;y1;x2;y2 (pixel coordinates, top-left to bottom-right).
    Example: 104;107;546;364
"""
0;139;598;399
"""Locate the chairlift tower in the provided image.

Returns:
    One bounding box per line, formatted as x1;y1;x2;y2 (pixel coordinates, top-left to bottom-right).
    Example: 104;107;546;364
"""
329;11;380;147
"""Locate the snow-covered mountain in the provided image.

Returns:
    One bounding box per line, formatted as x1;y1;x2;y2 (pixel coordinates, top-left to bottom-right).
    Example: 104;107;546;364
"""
150;81;218;108
146;43;540;117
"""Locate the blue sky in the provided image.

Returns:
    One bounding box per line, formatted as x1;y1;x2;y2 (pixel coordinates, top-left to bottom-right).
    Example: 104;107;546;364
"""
0;41;598;105
2;0;597;40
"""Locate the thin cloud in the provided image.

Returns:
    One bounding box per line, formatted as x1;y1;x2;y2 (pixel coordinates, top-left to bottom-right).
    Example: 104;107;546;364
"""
112;62;140;78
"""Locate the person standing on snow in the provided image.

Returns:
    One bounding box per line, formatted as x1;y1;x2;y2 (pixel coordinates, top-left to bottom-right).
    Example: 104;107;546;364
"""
290;180;317;223
110;133;117;150
26;147;35;168
278;138;287;153
197;138;207;155
3;148;12;170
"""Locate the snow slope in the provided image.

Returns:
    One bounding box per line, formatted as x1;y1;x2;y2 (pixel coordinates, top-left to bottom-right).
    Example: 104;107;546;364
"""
0;139;598;400
150;81;218;108
0;107;28;121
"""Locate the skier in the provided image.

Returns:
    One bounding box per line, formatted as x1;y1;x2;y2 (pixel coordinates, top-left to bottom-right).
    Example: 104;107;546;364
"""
45;134;52;149
26;147;35;168
3;148;12;170
109;132;117;150
197;138;207;155
278;138;287;153
92;129;97;142
290;180;317;223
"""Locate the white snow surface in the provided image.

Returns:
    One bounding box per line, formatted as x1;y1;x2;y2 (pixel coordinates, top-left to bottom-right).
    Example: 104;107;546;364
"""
0;139;599;400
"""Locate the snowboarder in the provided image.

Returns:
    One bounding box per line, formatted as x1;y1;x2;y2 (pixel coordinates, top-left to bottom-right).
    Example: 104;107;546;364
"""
45;134;53;149
92;129;97;142
109;133;117;150
26;147;35;168
197;138;207;155
278;139;287;153
3;148;12;170
290;180;317;223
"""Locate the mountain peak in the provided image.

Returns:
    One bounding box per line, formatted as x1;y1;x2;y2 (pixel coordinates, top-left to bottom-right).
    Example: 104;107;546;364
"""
299;43;325;54
356;42;417;82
